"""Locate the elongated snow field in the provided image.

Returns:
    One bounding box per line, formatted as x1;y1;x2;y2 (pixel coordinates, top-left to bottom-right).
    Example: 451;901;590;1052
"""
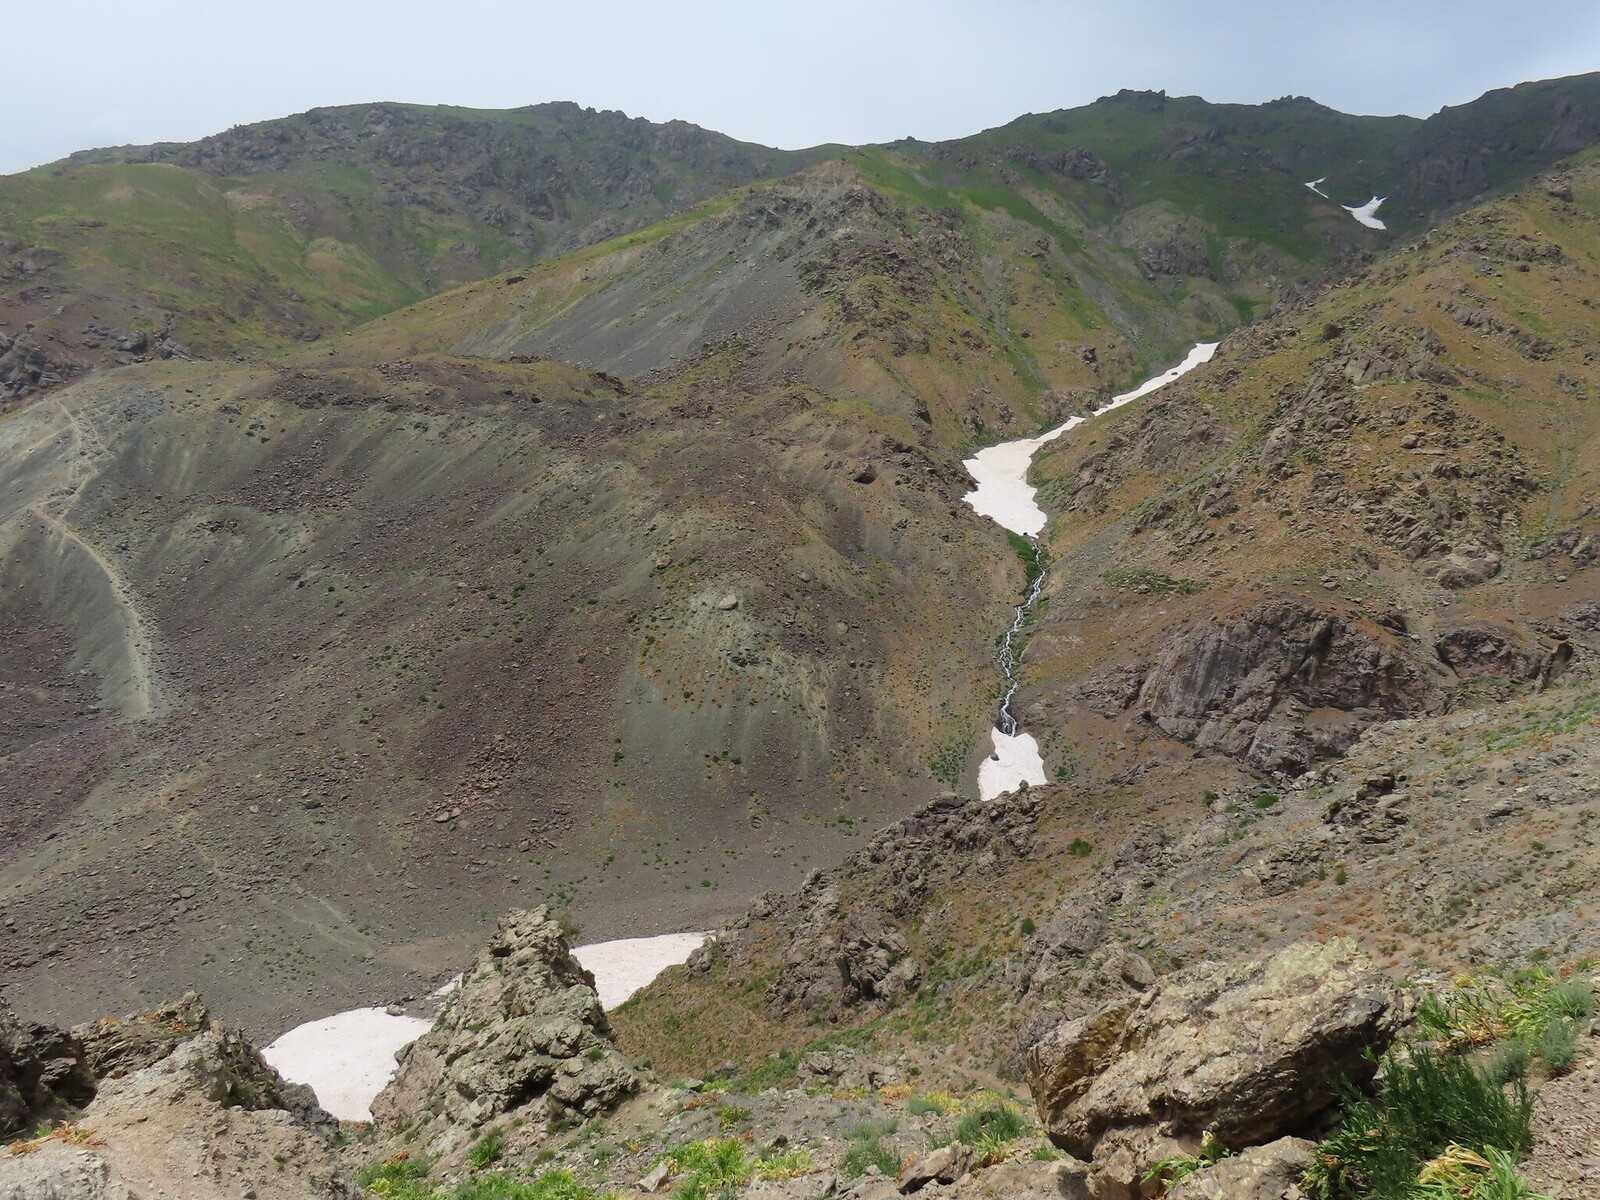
963;343;1218;800
262;930;710;1121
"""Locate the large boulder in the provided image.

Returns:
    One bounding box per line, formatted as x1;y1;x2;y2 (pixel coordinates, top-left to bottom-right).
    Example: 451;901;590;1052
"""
1026;941;1403;1190
370;907;642;1141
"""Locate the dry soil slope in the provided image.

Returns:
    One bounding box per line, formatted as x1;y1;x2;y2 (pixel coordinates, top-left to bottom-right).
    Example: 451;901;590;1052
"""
0;340;1014;1037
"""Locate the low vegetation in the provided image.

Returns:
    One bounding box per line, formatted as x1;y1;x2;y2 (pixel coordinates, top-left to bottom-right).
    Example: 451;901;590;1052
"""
1301;968;1597;1199
658;1136;814;1197
1415;968;1595;1076
356;1155;611;1200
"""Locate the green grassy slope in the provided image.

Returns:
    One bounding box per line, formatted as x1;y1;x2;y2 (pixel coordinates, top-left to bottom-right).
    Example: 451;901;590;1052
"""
0;102;835;405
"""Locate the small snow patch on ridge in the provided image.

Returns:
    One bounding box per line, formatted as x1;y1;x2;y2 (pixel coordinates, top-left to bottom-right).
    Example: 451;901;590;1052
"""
1344;196;1388;230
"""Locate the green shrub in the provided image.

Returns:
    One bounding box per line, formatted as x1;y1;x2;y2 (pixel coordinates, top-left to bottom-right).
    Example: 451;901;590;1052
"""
1303;1049;1533;1199
1485;1040;1531;1087
356;1155;435;1200
1537;1019;1579;1076
1410;1145;1554;1199
1019;917;1037;937
1067;838;1093;857
907;1093;953;1116
951;1098;1031;1162
1416;969;1595;1073
450;1172;602;1200
841;1136;901;1179
659;1136;813;1194
467;1130;506;1170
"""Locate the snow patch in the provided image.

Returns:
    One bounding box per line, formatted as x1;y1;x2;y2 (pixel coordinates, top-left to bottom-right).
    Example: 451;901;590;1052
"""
262;931;710;1122
962;342;1218;538
1344;196;1387;230
978;727;1048;801
574;932;712;1010
261;1008;431;1122
1305;177;1329;199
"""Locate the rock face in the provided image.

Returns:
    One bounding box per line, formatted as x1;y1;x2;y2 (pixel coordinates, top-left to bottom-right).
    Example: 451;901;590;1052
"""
1165;1137;1317;1200
1026;941;1403;1194
697;793;1036;1021
371;907;642;1141
0;997;350;1200
1130;598;1437;775
1434;618;1569;684
0;331;60;404
74;992;210;1081
0;996;94;1138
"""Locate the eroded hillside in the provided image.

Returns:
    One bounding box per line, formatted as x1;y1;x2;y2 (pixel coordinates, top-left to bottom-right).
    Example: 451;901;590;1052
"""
1009;152;1600;783
0;343;1015;1034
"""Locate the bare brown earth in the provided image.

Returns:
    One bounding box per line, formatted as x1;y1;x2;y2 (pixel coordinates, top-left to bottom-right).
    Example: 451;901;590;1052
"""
0;347;1016;1039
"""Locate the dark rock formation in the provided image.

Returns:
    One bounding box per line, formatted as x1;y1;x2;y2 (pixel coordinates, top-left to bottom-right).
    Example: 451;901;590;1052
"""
0;996;95;1137
1128;597;1437;775
1434;618;1570;684
0;331;60;403
371;907;642;1141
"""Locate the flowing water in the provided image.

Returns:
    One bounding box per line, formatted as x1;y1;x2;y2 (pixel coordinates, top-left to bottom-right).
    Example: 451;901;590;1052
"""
963;342;1219;800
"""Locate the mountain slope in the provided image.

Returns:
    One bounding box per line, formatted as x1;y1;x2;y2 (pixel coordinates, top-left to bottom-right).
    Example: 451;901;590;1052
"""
0;338;1016;1035
6;74;1599;417
1005;150;1600;784
0;102;831;406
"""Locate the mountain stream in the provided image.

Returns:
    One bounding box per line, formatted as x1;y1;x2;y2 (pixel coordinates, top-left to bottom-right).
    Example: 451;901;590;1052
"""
963;342;1218;800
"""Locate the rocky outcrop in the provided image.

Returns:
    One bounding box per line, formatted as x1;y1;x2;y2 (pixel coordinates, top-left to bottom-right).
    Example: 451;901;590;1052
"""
371;907;642;1143
697;794;1038;1020
0;997;94;1138
766;895;922;1018
1165;1136;1317;1200
1026;941;1404;1197
0;332;61;403
1128;597;1437;775
71;992;325;1122
0;998;349;1200
1434;618;1570;684
74;992;210;1081
897;1144;978;1193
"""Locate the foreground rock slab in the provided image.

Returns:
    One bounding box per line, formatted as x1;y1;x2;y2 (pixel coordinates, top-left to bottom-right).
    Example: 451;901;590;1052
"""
1027;940;1402;1192
1166;1136;1317;1199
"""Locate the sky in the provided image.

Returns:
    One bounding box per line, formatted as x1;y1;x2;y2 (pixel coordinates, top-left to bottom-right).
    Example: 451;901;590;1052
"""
5;0;1599;174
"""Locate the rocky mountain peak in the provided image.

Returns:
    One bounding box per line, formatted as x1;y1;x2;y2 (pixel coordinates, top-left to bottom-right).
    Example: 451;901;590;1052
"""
370;907;643;1155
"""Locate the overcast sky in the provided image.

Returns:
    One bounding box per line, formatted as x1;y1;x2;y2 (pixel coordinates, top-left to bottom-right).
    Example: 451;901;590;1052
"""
5;1;1599;175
